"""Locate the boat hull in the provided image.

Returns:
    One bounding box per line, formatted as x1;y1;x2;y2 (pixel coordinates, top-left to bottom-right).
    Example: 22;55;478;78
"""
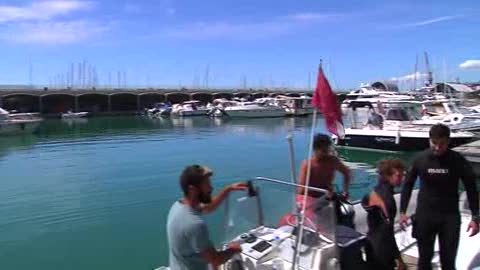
175;109;209;117
336;129;475;151
219;108;286;118
284;107;313;117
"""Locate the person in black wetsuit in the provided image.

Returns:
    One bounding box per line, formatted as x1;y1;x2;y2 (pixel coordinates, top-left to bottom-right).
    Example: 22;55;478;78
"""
399;124;479;270
362;158;407;270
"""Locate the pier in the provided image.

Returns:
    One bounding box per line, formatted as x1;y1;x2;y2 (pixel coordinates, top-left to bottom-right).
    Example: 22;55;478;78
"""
0;87;316;116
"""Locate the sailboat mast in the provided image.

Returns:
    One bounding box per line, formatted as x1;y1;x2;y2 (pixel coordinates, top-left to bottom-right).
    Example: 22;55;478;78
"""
424;52;433;86
413;54;418;91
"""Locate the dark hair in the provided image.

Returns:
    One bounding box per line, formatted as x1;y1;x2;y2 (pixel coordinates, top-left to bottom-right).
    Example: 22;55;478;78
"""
377;158;406;178
313;133;332;150
429;124;450;139
180;165;212;195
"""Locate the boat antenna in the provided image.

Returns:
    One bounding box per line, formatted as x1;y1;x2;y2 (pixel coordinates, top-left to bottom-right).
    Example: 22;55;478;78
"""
291;60;322;270
443;59;459;112
413;54;418;91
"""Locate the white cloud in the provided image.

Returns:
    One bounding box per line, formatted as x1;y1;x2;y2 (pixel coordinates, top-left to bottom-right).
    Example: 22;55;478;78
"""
166;20;293;40
459;60;480;70
0;1;95;22
400;15;462;28
165;12;340;40
0;20;108;44
284;12;341;22
0;1;109;44
391;72;427;82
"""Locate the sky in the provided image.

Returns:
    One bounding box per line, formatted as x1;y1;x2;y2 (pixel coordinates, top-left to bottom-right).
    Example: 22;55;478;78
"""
0;0;479;90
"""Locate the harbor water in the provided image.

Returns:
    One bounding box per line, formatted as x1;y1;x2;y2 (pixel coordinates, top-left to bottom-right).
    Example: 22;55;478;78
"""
0;116;415;269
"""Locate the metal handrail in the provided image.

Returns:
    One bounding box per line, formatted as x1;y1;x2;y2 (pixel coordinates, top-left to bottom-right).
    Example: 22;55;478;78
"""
253;176;329;196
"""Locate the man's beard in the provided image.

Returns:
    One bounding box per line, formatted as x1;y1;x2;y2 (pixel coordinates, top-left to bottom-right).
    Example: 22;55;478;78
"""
199;192;212;204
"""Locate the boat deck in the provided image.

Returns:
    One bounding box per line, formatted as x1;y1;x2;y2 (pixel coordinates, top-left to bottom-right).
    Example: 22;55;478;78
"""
455;139;480;159
454;140;480;175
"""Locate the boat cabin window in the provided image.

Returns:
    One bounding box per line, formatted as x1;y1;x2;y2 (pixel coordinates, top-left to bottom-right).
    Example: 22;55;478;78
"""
385;108;410;121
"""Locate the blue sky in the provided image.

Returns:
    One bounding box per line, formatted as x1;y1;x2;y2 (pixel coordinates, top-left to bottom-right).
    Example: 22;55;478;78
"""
0;0;479;89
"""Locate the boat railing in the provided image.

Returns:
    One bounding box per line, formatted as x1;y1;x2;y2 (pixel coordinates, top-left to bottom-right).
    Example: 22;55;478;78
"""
253;176;329;196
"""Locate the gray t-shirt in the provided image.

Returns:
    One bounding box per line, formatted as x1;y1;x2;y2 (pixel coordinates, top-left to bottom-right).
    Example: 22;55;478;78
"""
167;201;213;270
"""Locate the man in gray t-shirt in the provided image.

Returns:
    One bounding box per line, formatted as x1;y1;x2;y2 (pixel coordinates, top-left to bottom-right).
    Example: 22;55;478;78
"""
167;165;247;270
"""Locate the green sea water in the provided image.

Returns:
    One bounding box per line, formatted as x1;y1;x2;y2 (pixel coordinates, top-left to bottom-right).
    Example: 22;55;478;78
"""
0;116;414;269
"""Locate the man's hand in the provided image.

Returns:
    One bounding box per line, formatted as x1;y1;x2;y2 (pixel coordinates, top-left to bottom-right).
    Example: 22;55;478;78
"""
467;220;479;237
227;242;242;253
228;182;248;192
399;213;409;229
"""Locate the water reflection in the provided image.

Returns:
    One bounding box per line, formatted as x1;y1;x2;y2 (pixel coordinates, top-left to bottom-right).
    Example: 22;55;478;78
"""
336;148;415;198
0;135;38;159
35;116;321;138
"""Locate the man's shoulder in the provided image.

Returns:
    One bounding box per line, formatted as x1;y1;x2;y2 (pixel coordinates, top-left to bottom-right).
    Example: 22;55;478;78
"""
168;205;206;231
168;202;201;221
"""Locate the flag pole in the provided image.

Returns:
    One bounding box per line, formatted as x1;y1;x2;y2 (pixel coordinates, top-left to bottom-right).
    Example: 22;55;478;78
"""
291;60;321;270
286;133;298;210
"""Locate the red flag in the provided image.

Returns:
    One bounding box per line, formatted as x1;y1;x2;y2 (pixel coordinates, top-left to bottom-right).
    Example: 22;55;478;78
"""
312;65;344;138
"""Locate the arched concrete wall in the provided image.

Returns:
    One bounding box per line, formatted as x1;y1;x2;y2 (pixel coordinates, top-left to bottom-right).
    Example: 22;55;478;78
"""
2;94;40;112
139;93;166;109
234;92;251;98
110;93;138;111
0;90;315;113
78;93;109;112
285;93;301;97
267;92;283;97
212;93;233;100
166;93;190;104
191;93;214;104
41;94;75;113
253;93;268;98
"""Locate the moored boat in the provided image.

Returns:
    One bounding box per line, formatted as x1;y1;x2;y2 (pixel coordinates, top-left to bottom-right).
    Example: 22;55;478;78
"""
0;107;43;135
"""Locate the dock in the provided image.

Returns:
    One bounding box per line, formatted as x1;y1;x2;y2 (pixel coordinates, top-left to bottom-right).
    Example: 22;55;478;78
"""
0;88;315;117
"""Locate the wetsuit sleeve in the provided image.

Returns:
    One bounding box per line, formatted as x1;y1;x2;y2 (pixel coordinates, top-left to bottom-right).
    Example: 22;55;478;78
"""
400;157;419;213
459;155;479;217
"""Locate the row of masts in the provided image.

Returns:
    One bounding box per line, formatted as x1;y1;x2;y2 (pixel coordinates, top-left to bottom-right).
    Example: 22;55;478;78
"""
25;54;453;91
413;52;434;91
25;59;320;90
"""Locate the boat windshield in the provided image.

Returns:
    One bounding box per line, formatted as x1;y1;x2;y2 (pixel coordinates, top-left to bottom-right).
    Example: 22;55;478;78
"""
221;177;336;247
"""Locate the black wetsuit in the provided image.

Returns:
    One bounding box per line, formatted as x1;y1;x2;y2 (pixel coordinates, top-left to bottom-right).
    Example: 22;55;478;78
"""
400;149;479;270
362;180;400;270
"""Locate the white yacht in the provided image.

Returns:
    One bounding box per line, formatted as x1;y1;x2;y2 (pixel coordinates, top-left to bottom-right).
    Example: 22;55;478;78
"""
416;100;480;131
335;101;475;151
211;99;286;118
61;111;89;119
171;100;209;117
146;103;172;118
0;107;43;135
341;85;414;110
276;96;314;116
